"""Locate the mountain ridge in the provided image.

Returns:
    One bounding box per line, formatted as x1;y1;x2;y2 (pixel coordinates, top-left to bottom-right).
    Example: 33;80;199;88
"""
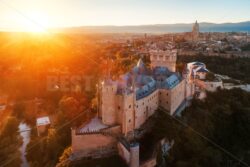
51;21;250;34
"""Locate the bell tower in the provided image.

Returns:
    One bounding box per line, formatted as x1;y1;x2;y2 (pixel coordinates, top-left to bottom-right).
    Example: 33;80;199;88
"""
192;20;200;41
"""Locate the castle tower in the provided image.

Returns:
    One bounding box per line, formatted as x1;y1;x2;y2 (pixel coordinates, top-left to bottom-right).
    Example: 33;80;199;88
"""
119;93;135;135
192;20;200;41
100;80;118;125
150;49;177;72
129;143;139;167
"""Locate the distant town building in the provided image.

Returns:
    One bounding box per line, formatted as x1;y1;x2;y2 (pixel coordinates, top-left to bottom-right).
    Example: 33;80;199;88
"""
36;116;50;136
173;21;201;42
0;95;7;111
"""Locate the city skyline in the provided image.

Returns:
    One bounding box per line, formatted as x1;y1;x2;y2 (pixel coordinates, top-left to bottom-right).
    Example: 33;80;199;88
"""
0;0;250;32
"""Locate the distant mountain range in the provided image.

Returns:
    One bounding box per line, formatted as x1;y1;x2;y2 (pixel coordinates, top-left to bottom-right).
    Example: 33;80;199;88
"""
52;21;250;34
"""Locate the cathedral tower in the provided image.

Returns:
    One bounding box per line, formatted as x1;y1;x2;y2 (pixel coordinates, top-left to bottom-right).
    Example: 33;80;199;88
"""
192;20;200;41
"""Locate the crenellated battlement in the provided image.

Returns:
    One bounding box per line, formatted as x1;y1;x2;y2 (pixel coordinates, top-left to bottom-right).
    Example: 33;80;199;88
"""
150;49;177;72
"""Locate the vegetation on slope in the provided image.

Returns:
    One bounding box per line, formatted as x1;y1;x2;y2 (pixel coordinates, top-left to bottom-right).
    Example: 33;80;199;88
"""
25;94;95;167
241;44;250;51
149;88;250;167
0;116;22;167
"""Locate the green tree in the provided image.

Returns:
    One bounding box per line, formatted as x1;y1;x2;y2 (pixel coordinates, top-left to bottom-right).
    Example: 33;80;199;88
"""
0;116;22;167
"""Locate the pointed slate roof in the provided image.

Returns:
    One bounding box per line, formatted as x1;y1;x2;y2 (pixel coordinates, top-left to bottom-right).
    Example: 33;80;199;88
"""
196;67;209;73
163;74;180;89
137;58;145;68
133;58;146;74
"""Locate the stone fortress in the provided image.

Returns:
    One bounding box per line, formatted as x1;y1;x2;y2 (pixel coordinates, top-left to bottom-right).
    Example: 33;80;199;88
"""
71;47;195;167
99;49;194;135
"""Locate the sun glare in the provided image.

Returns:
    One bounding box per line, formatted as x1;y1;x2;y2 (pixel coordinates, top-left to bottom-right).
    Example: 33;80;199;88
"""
21;12;50;33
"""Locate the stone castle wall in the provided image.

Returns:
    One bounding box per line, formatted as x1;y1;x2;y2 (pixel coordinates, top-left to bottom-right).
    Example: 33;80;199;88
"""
134;90;159;129
121;93;135;134
71;129;118;159
117;142;131;165
159;79;186;115
186;81;195;99
195;79;223;92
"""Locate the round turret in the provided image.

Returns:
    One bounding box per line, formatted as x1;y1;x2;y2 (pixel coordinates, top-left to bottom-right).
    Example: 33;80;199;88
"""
129;142;139;167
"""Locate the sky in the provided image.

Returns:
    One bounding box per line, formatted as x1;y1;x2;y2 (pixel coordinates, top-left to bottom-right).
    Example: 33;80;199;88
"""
0;0;250;31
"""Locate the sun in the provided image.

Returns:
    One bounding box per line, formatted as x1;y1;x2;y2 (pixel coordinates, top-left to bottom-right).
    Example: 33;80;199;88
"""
22;12;50;33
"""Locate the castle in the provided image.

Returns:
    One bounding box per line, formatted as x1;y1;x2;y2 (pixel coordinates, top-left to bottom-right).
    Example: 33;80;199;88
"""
71;48;195;167
98;49;194;135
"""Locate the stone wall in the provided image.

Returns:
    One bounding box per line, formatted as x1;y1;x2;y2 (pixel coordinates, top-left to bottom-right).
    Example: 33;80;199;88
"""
185;81;195;99
101;125;122;135
115;93;135;135
204;80;223;92
159;79;186;115
71;129;117;160
195;79;223;92
117;142;130;165
159;89;171;112
130;143;140;167
169;80;186;115
118;141;140;167
134;90;159;129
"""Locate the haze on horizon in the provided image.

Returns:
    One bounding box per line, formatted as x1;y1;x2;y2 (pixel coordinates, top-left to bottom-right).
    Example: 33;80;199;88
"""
0;0;250;32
